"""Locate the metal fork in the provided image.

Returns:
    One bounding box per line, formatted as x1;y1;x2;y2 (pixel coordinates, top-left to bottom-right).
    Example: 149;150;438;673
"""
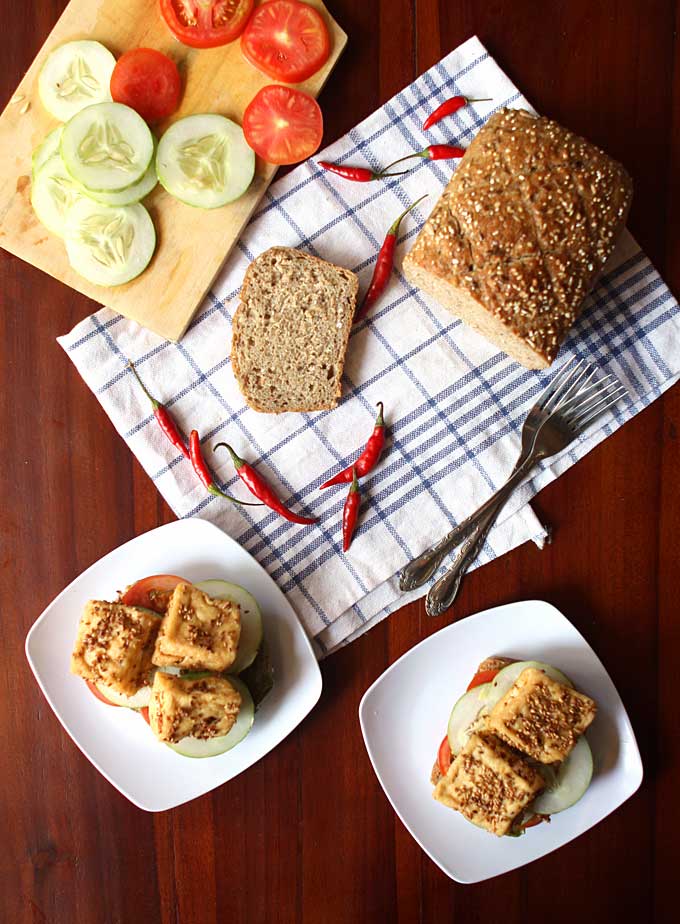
423;366;627;617
400;359;600;592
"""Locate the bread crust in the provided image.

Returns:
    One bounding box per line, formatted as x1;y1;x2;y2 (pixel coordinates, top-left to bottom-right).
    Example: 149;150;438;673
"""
231;247;358;413
404;109;633;367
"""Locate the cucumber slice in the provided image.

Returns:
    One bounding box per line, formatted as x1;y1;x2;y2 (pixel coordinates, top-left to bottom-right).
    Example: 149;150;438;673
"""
167;676;255;758
447;682;493;755
32;127;63;179
61;102;154;192
195;579;263;674
156;114;255;209
38;40;116;122
30;153;84;236
79;161;158;206
531;736;593;814
64;198;156;286
95;681;151;709
486;660;573;712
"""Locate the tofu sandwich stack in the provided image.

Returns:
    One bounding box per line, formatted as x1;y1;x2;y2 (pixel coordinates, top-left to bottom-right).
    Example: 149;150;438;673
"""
70;577;270;758
433;658;597;837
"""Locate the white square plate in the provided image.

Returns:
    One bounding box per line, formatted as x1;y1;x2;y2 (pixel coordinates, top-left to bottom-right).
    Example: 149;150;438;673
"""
25;518;322;812
359;600;643;883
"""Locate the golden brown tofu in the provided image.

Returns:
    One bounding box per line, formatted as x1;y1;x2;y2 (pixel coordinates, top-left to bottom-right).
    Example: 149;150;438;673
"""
149;672;242;743
433;732;545;836
485;667;597;764
152;582;241;671
70;601;160;696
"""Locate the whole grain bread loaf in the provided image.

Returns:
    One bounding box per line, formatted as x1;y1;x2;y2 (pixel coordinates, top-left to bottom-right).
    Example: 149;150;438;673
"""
231;247;358;413
403;109;633;368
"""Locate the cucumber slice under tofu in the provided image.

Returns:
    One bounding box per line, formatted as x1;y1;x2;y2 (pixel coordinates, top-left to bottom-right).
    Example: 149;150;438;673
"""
195;579;263;674
447;682;493;755
61;102;154;192
167;676;255;759
38;40;116;122
31;153;84;236
485;660;573;712
531;736;594;814
95;681;151;709
156;114;255;209
64;198;156;287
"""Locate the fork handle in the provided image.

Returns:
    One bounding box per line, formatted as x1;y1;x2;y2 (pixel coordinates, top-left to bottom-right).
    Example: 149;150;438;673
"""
424;456;536;617
399;454;534;592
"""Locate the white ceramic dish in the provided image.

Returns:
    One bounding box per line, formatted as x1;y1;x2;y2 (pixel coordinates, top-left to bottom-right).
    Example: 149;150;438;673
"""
25;518;322;812
359;600;643;884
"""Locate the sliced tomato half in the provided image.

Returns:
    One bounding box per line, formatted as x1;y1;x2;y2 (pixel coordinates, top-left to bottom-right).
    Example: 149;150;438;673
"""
110;48;182;122
86;680;119;707
120;574;187;613
437;735;452;776
466;668;499;691
243;84;323;165
241;0;330;84
160;0;254;49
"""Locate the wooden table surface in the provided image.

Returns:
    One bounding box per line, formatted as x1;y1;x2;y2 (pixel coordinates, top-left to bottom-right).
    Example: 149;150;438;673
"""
2;2;678;922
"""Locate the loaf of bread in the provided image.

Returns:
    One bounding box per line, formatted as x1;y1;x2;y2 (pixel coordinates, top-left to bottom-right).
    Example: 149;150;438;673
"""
231;247;358;413
403;109;633;368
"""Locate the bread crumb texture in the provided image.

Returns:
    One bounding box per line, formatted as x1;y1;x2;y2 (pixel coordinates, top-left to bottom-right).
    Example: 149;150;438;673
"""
404;109;633;366
231;247;359;413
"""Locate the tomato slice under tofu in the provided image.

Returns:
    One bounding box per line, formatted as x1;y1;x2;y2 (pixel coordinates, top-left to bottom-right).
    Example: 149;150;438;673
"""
140;706;151;725
241;0;330;84
438;736;452;776
466;668;499;691
86;680;119;706
120;574;187;614
159;0;254;48
243;84;323;165
110;48;182;122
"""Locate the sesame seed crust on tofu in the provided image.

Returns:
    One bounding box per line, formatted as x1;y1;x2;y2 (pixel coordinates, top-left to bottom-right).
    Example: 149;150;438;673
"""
152;582;241;672
149;672;242;743
70;601;160;696
485;667;597;764
433;732;545;836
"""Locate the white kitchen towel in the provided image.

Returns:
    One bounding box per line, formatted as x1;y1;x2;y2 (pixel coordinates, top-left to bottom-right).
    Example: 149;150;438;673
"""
59;36;680;657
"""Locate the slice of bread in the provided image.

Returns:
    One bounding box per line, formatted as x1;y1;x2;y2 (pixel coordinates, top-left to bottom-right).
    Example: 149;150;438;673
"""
231;247;359;413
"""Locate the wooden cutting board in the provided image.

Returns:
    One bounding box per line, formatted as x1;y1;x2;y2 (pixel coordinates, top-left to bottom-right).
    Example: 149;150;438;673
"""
0;0;346;341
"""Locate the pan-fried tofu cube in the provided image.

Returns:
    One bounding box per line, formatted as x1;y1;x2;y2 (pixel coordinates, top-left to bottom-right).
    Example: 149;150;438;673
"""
433;732;545;836
149;672;242;743
153;582;241;672
71;601;160;696
485;667;597;764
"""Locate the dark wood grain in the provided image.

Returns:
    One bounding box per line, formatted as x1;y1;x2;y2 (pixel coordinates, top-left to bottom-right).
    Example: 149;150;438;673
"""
1;2;678;922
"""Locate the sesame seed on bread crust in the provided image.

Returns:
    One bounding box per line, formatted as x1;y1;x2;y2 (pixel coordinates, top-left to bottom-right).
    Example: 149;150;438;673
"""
403;108;633;368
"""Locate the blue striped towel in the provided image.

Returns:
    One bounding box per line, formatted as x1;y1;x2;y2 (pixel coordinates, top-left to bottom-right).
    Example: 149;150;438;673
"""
58;36;680;656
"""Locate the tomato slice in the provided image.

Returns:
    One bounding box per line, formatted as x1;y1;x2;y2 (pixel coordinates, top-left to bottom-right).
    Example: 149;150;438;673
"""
466;668;499;691
241;0;330;84
110;48;181;123
140;706;151;725
86;680;119;706
521;814;548;830
120;574;187;614
243;85;323;165
160;0;254;48
437;735;452;776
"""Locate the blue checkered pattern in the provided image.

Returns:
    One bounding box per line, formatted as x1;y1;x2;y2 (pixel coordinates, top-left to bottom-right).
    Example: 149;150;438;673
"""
58;37;680;657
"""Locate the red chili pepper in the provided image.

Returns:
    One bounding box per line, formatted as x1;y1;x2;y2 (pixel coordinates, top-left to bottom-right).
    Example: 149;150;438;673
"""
318;161;409;182
189;431;262;506
422;95;492;131
320;403;386;488
425;144;465;160
342;468;361;552
214;443;317;525
128;361;189;459
354;196;427;323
